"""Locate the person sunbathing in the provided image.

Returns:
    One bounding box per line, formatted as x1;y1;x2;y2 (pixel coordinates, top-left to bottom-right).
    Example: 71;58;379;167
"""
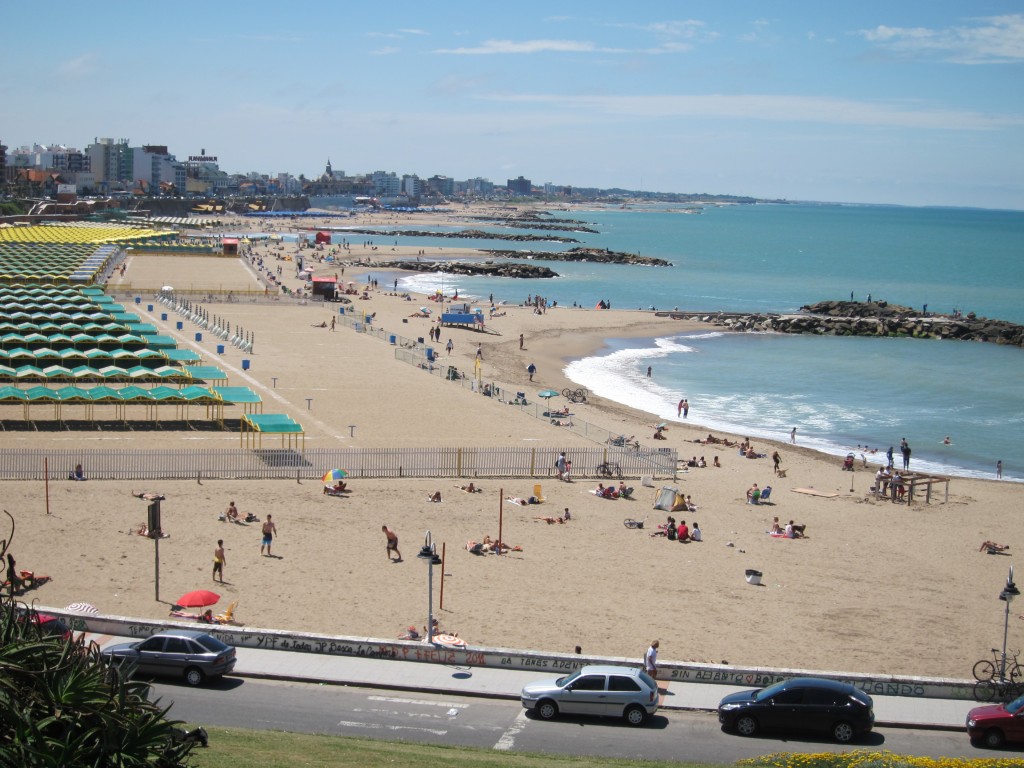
324;481;347;494
131;490;166;501
980;541;1010;552
460;483;481;493
427;491;442;502
534;515;566;524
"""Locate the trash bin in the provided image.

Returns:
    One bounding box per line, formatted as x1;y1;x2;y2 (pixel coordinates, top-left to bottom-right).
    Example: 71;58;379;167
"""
339;307;345;315
745;569;763;586
242;359;250;371
426;348;434;361
195;332;202;342
161;313;167;321
417;337;425;344
389;335;396;345
217;344;225;354
176;322;183;330
147;304;154;312
134;297;141;304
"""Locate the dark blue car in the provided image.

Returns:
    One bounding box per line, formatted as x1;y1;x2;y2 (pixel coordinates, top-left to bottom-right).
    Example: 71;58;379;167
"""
718;677;874;743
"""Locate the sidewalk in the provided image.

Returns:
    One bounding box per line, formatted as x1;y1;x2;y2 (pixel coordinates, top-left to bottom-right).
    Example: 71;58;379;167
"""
85;632;970;730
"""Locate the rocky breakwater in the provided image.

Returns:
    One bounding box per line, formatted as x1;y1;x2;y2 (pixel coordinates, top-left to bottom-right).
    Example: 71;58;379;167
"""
376;260;558;279
670;301;1024;348
483;247;672;267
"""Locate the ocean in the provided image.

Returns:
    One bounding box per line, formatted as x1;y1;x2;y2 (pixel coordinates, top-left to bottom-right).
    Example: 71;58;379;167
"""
326;203;1024;481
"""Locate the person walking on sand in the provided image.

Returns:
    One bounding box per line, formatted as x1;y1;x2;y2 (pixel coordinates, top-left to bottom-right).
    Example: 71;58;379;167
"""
260;515;277;557
213;540;225;582
527;362;537;382
383;525;401;561
446;339;454;355
330;315;335;331
519;333;524;350
645;640;660;680
772;450;781;475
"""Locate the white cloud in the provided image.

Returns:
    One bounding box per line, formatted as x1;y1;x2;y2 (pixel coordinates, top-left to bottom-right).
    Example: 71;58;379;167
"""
434;39;626;55
481;92;1022;131
859;13;1024;64
371;46;401;56
57;53;98;77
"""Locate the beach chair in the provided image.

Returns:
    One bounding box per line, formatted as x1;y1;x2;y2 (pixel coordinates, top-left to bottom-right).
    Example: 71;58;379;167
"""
533;484;545;503
214;600;238;625
758;486;773;504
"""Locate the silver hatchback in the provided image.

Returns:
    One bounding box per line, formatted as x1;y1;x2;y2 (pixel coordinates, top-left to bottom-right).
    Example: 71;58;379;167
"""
521;665;659;726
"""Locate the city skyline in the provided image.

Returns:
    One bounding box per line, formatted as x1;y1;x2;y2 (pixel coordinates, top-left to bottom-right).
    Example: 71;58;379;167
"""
3;1;1023;210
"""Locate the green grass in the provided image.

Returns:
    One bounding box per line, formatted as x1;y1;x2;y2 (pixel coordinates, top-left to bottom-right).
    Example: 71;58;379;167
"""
187;726;716;768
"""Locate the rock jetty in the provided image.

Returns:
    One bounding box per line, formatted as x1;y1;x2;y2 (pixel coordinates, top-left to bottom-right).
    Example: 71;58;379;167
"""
661;301;1024;348
376;261;557;279
483;247;672;267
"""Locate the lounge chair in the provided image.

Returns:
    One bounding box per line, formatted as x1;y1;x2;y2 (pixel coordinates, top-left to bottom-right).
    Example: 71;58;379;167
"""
758;486;773;504
214;600;238;625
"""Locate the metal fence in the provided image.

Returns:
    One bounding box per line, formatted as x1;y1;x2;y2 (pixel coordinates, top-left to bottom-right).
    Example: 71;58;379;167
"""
0;446;675;481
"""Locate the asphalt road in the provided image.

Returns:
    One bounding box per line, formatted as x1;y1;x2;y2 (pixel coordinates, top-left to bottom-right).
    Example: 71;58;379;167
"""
148;677;1023;763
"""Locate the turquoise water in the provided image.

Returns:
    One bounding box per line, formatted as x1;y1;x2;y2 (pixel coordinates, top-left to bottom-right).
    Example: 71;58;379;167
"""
374;204;1024;480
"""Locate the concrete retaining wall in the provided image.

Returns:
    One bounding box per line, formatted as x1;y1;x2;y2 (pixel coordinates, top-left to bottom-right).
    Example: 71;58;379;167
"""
52;609;973;701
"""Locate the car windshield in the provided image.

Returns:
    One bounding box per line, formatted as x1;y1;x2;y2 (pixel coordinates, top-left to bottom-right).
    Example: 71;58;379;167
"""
754;681;789;702
192;635;231;653
1006;693;1024;714
555;671;582;687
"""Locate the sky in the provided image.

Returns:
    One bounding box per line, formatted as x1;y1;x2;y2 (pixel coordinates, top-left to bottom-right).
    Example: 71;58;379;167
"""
3;1;1024;209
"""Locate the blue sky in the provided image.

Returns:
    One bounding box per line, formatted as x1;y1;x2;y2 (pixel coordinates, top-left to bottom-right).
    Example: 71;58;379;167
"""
3;1;1023;208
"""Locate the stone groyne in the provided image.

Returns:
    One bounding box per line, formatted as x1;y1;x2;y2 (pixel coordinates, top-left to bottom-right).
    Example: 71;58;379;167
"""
377;260;557;279
660;301;1024;348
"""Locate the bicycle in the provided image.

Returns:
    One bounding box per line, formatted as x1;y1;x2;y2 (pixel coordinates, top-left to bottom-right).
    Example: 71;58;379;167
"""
973;677;1024;703
561;387;588;404
596;461;623;479
973;648;1023;682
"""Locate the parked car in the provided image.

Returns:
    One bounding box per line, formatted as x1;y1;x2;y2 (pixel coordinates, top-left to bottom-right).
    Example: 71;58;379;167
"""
718;677;874;743
967;692;1024;748
520;665;659;726
100;629;236;686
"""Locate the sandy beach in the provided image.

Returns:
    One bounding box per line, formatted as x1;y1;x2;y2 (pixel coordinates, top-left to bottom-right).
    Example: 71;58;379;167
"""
4;207;1022;680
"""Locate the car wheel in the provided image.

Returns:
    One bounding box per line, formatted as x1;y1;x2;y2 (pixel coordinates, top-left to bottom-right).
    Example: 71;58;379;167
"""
624;705;646;726
736;715;758;737
832;721;855;743
184;667;205;687
983;728;1005;749
536;700;558;720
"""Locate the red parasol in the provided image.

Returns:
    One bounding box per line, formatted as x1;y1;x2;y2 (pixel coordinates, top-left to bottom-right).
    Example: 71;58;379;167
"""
176;589;220;608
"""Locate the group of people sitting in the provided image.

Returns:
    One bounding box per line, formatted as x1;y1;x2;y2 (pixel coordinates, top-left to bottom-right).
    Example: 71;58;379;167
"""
466;536;522;554
594;481;634;499
652;516;702;542
746;484;771;504
768;516;806;538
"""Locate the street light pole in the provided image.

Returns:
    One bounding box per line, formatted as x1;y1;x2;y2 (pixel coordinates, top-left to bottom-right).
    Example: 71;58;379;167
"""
417;531;442;643
999;566;1019;680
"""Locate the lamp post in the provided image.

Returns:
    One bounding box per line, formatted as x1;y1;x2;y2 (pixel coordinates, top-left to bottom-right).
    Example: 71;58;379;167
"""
417;531;442;643
999;566;1020;680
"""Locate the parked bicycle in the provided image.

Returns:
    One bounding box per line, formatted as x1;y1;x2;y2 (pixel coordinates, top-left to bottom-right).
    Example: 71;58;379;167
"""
561;387;588;404
973;648;1023;683
596;461;623;479
973;677;1024;703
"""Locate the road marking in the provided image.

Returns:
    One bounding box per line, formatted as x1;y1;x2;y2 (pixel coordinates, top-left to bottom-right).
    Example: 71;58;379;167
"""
336;720;447;736
494;709;528;751
353;708;456;720
367;695;463;709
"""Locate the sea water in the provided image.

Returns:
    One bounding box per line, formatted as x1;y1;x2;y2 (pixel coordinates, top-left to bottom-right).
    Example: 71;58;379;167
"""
364;204;1024;481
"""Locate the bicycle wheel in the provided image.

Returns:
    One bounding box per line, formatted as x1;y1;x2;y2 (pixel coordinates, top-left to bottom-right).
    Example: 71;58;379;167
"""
974;680;998;702
1011;664;1024;683
974;659;998;681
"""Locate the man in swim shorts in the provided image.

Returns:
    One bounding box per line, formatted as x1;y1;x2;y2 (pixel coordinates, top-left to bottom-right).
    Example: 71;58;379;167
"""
383;525;401;561
261;514;277;557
